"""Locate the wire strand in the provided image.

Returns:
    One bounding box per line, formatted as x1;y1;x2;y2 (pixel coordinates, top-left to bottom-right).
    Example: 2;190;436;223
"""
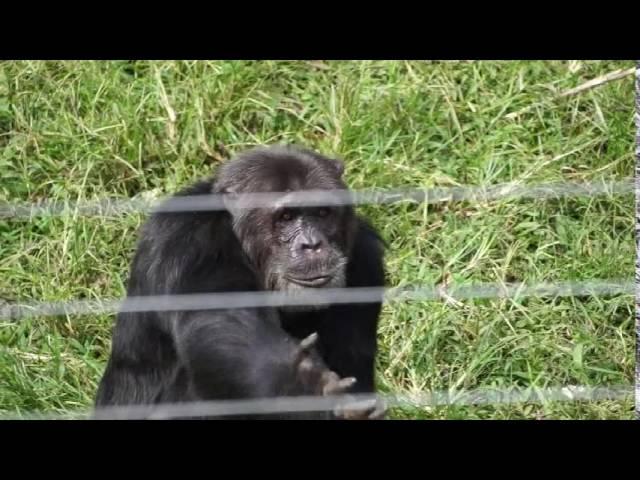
0;179;633;218
0;384;631;420
1;279;633;322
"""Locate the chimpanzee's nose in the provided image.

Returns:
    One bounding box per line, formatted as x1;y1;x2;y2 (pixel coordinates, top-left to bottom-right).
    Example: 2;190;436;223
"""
297;231;325;253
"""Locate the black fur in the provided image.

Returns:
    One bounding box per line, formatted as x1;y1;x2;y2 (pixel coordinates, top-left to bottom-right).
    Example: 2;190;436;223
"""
95;145;386;419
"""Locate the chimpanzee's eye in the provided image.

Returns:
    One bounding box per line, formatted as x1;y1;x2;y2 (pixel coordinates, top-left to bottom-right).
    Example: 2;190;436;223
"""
280;210;293;222
317;208;330;218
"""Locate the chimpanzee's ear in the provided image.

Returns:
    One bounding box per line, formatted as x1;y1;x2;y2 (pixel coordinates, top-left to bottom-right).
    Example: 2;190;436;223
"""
330;158;345;177
214;181;239;213
218;184;235;195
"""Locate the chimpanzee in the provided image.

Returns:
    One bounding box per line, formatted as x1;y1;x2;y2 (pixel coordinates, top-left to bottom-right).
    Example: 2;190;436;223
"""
95;145;386;419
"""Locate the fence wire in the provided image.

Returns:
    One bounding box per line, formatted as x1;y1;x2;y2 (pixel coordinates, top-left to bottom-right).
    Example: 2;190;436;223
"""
1;279;633;322
0;179;633;218
0;384;632;420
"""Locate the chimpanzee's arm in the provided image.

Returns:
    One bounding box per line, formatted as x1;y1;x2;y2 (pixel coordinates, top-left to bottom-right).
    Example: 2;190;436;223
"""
320;218;385;392
313;219;387;419
172;308;354;401
319;303;381;393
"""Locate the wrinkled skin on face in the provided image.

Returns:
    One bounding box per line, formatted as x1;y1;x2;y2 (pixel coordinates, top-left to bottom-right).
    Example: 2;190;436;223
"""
214;146;357;309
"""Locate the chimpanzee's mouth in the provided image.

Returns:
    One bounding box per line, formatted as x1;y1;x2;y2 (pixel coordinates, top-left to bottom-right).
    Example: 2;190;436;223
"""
286;275;333;287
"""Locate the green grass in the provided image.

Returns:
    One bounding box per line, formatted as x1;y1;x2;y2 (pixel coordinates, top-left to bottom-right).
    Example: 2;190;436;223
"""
0;60;635;419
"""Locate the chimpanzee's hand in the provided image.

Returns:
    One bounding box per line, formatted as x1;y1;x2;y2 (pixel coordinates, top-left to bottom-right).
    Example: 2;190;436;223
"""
333;396;387;420
292;332;355;395
293;332;385;420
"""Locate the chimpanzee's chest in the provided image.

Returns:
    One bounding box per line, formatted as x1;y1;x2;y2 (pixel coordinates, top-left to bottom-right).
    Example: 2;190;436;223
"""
279;311;324;340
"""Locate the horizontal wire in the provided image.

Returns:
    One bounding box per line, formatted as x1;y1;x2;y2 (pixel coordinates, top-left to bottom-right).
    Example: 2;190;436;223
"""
0;179;633;218
0;384;632;420
0;279;633;322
